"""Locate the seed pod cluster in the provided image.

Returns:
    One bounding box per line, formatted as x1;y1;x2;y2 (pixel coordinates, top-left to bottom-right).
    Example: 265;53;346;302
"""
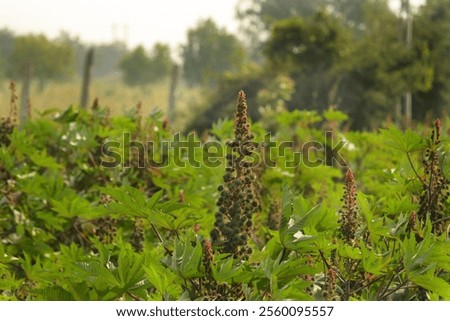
131;217;145;252
210;91;260;260
407;211;418;233
338;169;360;246
325;268;338;301
417;119;449;235
267;199;281;230
202;239;214;276
95;216;118;244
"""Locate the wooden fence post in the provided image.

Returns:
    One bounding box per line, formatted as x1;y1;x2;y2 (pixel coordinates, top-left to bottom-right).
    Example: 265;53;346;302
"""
80;48;95;109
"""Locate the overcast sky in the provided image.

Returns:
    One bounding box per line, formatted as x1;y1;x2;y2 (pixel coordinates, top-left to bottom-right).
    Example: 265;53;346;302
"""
0;0;425;51
0;0;240;49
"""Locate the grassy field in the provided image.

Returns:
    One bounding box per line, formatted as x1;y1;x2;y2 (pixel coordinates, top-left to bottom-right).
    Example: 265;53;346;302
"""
0;75;203;130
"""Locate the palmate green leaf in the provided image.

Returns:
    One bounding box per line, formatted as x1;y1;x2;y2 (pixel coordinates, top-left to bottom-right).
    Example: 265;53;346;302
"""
0;246;18;265
209;118;234;141
411;275;450;300
54;105;79;123
432;241;450;272
279;181;294;243
283;204;321;250
0;271;23;297
90;239;112;266
35;210;67;230
51;196;93;218
116;249;145;289
279;182;322;250
357;193;373;225
37;107;60;117
380;127;427;153
211;256;244;283
151;199;195;231
262;252;316;300
383;195;418;216
98;202;174;230
159;200;188;212
99;201;139;217
294;199;338;234
260;250;320;282
323;109;348;122
163;234;204;280
59;243;86;262
151;210;197;232
21;173;73;202
28;150;62;170
8;127;36;155
387;213;409;237
100;186;146;213
21;253;56;285
100;186;163;219
276;110;321;127
144;264;168;296
249;234;283;268
402;223;441;278
65;282;91;300
35;286;74;301
271;278;313;301
179;236;203;279
0;147;15;171
360;242;387;275
338;244;362;260
74;261;120;290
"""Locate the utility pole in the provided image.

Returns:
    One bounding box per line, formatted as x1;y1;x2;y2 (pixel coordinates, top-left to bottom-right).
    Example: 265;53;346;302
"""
401;0;413;127
167;64;179;124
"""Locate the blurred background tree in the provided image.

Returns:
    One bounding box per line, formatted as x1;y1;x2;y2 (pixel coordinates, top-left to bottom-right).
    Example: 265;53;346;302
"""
181;19;247;87
4;33;75;124
119;43;172;87
264;11;351;113
7;34;75;89
150;43;172;82
413;0;450;120
119;45;153;87
0;29;15;82
90;42;127;77
337;0;433;129
0;0;448;131
216;0;443;131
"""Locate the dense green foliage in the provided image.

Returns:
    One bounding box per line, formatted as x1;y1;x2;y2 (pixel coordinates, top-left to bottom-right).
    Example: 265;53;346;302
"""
119;43;172;87
0;87;448;301
198;0;449;130
181;19;247;87
7;34;75;86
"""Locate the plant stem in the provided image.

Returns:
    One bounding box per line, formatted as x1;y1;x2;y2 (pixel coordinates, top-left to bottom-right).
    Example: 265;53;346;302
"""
377;280;409;301
318;249;346;284
151;223;172;255
126;291;143;301
278;247;287;264
406;152;425;185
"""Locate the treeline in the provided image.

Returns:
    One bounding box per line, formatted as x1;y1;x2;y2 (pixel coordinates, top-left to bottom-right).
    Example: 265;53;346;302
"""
0;30;123;82
0;0;449;130
189;0;450;131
